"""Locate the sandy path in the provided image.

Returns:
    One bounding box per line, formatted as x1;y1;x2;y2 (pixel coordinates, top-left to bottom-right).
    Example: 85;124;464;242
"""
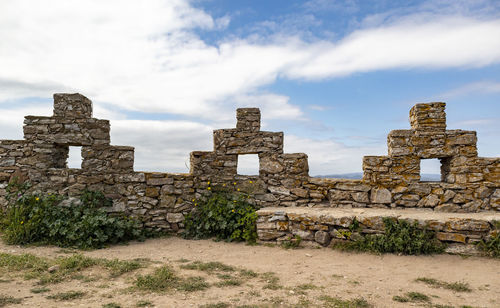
1;237;499;307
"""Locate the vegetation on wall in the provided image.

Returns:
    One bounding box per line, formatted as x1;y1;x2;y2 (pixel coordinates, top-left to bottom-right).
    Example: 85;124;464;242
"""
333;218;445;255
183;182;258;243
0;179;145;249
476;220;500;257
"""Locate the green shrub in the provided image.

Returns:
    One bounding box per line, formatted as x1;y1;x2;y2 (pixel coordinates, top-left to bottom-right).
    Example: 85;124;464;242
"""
476;221;500;257
183;190;257;243
1;182;144;249
334;218;445;255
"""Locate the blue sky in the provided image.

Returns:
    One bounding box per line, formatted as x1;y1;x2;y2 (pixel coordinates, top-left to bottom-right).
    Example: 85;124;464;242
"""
0;0;499;175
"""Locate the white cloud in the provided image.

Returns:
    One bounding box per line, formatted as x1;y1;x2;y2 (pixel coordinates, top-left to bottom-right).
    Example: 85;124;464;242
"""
0;104;52;139
285;16;500;79
284;135;386;175
1;0;500;120
1;0;500;173
440;81;500;98
110;119;213;172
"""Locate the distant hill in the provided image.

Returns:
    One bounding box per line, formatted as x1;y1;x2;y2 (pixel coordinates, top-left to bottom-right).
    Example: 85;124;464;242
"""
314;173;441;181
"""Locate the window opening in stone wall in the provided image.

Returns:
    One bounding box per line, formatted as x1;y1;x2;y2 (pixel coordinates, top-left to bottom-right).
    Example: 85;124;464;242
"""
237;154;259;175
67;146;82;169
420;158;450;182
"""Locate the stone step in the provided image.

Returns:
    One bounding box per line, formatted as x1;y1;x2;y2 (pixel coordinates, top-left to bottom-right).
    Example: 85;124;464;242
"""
256;207;500;255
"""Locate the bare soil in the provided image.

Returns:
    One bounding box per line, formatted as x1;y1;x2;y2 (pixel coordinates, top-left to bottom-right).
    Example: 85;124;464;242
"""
0;237;499;308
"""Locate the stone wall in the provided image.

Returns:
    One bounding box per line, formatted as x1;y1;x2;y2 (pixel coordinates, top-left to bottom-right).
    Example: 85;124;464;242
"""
0;94;499;233
256;207;500;254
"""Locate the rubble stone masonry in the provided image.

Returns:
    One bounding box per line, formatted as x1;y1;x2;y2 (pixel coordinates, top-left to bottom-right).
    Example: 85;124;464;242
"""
0;94;499;250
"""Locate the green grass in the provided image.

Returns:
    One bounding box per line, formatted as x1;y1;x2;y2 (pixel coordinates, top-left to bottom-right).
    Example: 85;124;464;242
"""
30;287;50;294
136;300;153;307
102;303;121;308
199;303;230;308
393;291;430;303
102;303;122;308
135;265;178;292
135;265;209;292
332;218;445;255
0;252;145;285
319;295;372;308
280;235;302;249
177;276;210;291
215;277;243;287
261;272;282;290
415;277;472;292
47;290;86;301
392;295;409;302
180;261;235;272
239;269;258;278
0;295;22;307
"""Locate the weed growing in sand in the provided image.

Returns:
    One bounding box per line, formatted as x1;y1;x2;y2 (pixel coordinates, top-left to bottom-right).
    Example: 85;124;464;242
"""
215;274;243;287
0;252;145;285
319;295;372;308
136;300;153;307
199;303;230;308
281;235;302;249
30;287;50;294
0;295;22;306
102;303;121;308
261;272;282;290
180;261;236;273
393;291;430;303
135;265;209;292
415;277;472;292
47;290;86;301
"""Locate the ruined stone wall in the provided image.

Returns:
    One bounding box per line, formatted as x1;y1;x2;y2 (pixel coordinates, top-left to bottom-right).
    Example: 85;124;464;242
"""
0;94;498;233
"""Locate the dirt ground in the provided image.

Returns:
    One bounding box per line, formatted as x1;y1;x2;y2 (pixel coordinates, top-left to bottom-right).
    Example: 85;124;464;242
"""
0;236;499;308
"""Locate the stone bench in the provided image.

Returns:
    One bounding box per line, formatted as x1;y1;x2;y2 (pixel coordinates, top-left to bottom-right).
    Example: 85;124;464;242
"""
256;207;500;255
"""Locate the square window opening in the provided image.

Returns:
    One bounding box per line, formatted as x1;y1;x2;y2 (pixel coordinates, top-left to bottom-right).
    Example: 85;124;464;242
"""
67;146;83;169
237;154;259;176
420;158;450;182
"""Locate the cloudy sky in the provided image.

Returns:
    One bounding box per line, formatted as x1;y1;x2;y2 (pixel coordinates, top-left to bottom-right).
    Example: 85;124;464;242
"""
1;0;499;176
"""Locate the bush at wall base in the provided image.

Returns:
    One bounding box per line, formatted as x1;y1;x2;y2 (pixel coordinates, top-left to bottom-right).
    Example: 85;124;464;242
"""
183;190;258;244
0;181;144;249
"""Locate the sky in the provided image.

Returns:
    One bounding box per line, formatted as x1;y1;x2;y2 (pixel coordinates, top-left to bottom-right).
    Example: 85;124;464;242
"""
0;0;499;176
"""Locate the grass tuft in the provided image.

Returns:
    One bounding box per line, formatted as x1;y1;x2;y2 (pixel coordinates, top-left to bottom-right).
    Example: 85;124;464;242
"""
0;295;23;307
135;265;178;292
102;303;121;308
136;300;153;307
180;261;235;273
47;290;86;301
199;303;230;308
415;277;472;292
319;295;372;308
135;265;209;292
30;287;50;294
393;291;430;303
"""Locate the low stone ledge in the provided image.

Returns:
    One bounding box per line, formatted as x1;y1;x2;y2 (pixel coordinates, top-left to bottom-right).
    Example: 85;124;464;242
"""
256;207;500;255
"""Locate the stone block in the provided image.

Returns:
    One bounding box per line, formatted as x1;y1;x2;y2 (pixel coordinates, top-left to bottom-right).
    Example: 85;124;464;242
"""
314;231;331;246
436;232;467;243
370;187;391;204
236;108;260;132
409;102;446;131
53;93;92;119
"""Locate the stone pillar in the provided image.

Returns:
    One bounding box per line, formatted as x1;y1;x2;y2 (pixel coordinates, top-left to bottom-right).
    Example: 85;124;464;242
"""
236;108;260;132
53;93;92;119
409;102;446;131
